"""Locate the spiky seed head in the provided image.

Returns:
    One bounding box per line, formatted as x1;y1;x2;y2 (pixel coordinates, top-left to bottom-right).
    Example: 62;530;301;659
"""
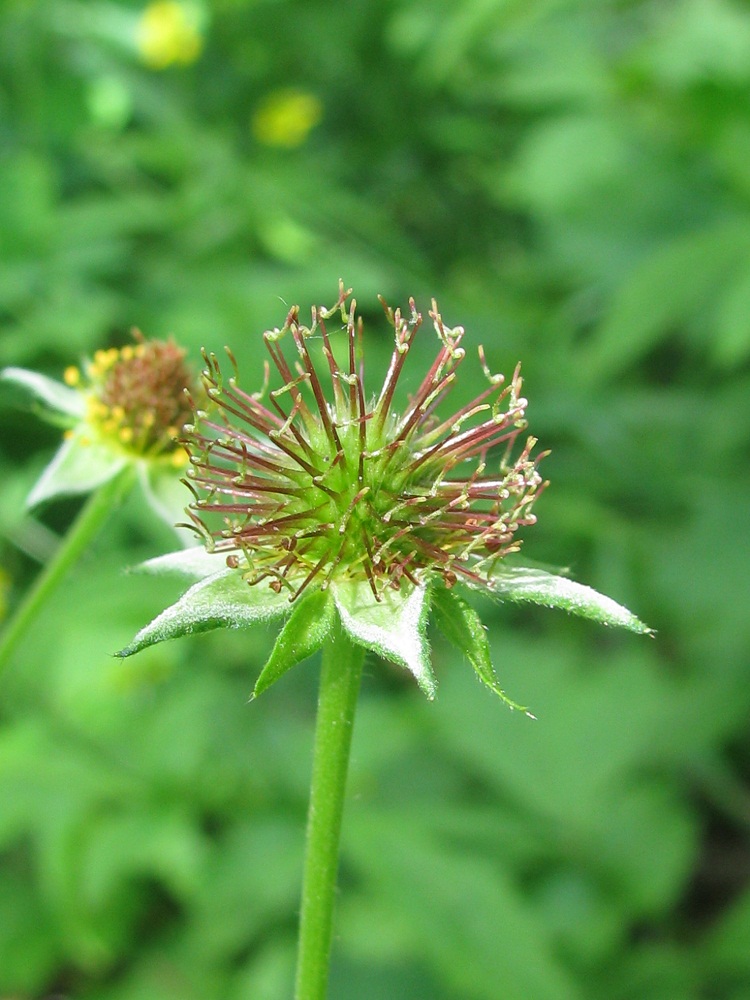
184;284;547;601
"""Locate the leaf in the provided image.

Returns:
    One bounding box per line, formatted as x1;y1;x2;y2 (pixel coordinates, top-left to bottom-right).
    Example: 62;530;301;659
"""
485;566;653;634
714;258;750;367
585;221;750;377
332;579;435;698
116;570;292;657
27;433;126;508
253;589;335;698
431;586;530;713
0;367;85;420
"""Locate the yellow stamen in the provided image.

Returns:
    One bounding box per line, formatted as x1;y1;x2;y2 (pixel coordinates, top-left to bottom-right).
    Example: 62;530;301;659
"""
63;366;80;387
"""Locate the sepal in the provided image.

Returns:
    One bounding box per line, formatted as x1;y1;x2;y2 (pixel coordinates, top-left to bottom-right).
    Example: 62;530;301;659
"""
332;579;435;698
252;589;335;699
27;433;127;508
134;547;229;579
140;463;195;546
486;566;653;634
0;367;85;420
116;570;291;657
431;586;530;713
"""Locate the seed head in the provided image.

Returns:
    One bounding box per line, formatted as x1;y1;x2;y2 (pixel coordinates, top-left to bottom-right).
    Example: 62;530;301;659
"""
184;284;547;602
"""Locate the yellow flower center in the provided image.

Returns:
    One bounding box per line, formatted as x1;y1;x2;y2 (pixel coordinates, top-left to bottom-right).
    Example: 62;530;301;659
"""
81;337;195;461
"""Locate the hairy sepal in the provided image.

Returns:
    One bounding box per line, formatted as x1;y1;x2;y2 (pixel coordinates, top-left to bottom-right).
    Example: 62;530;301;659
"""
486;566;653;634
140;464;195;545
332;579;435;699
27;433;127;508
253;589;336;699
133;547;229;579
431;586;530;713
116;570;291;657
0;367;85;420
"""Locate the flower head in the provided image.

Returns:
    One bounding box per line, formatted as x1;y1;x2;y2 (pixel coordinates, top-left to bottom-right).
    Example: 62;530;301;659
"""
137;1;204;70
118;287;652;704
66;336;194;462
187;284;544;600
251;89;323;148
1;334;198;535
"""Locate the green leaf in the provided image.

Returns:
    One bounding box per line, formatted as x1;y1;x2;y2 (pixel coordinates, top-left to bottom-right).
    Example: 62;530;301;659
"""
585;221;750;377
116;570;292;657
714;259;750;367
253;589;335;698
486;567;653;634
27;433;126;508
332;580;435;699
431;586;530;713
0;367;85;420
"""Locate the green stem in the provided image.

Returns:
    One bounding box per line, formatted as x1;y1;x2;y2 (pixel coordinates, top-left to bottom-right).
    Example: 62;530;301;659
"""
294;624;365;1000
0;467;136;677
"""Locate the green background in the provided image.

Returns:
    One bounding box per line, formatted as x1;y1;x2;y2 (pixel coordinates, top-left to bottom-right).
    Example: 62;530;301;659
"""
1;1;749;997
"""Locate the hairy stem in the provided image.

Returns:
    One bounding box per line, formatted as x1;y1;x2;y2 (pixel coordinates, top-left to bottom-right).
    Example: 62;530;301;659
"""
0;466;136;676
294;624;365;1000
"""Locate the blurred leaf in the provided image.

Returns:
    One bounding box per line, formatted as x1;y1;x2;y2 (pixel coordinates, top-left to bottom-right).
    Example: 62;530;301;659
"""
342;807;578;1000
585;221;750;377
0;865;61;994
714;260;750;366
703;884;750;983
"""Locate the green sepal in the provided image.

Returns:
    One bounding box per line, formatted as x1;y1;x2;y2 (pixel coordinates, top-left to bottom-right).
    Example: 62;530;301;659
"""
431;586;529;713
0;367;85;421
134;547;229;580
485;566;653;634
140;462;194;544
252;589;336;699
27;432;127;508
116;570;291;657
332;579;435;699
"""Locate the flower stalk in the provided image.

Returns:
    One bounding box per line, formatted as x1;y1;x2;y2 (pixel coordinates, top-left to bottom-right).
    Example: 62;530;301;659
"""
295;623;365;1000
0;465;136;675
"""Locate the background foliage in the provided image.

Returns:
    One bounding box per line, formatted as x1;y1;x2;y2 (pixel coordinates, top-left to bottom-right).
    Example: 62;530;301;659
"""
1;1;749;997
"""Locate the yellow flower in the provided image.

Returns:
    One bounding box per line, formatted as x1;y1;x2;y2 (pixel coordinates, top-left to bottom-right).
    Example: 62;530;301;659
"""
1;335;198;518
137;1;203;69
252;89;323;148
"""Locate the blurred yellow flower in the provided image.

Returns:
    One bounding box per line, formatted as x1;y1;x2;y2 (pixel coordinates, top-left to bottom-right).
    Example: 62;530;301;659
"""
137;1;203;69
252;89;323;148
